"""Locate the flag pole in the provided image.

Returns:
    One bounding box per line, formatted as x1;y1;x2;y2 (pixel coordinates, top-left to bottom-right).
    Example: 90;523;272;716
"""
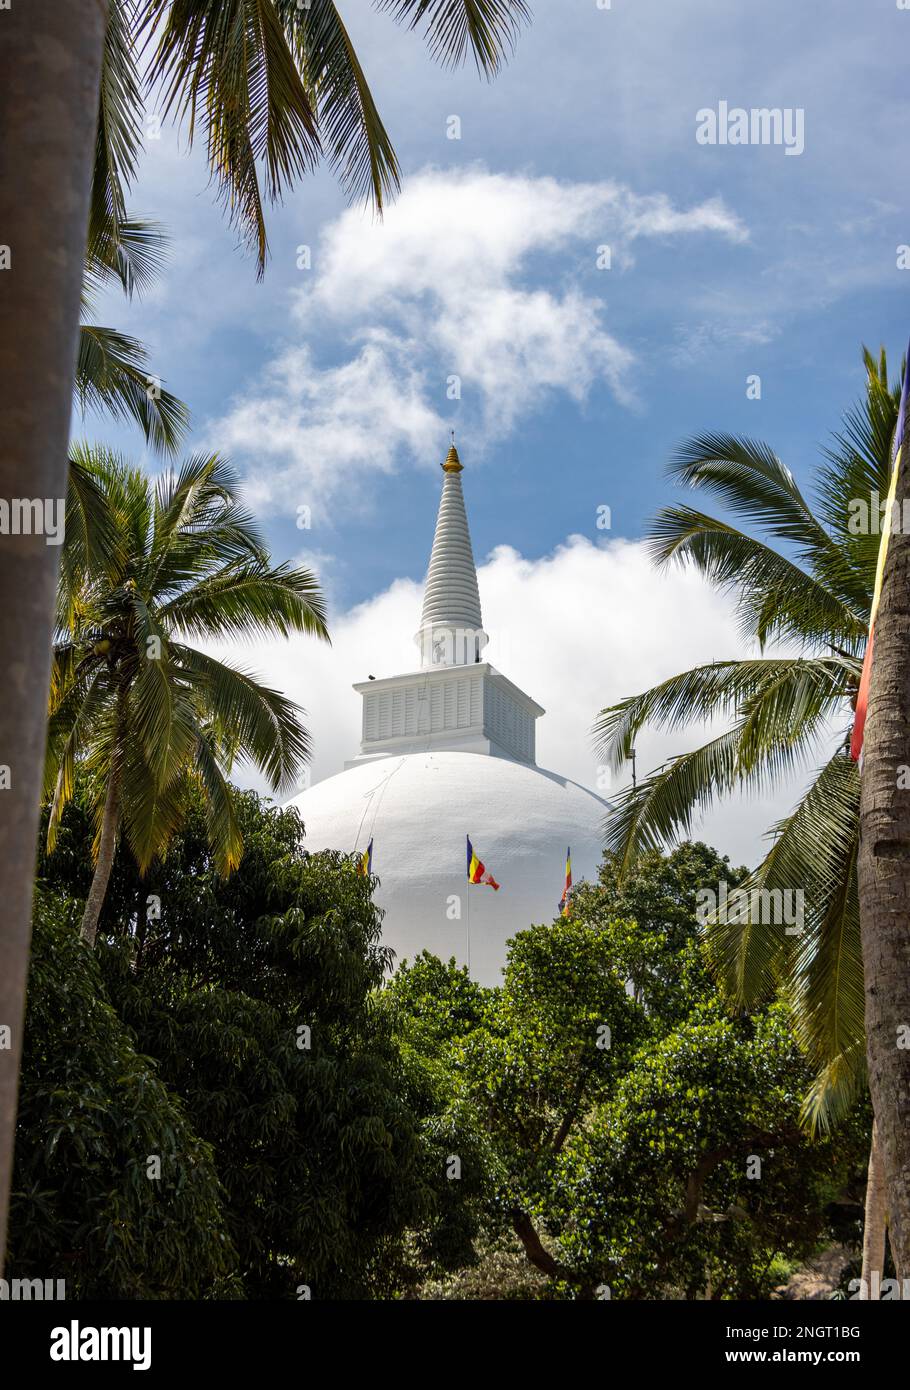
466;875;471;975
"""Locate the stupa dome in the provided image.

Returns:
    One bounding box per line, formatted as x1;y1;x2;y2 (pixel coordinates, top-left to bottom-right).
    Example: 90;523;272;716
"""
289;750;608;985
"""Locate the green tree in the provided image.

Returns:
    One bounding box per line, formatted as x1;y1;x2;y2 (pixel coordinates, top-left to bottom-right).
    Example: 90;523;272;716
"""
570;842;748;1025
40;784;433;1298
0;0;529;1266
384;915;648;1296
384;953;500;1280
385;845;869;1300
554;1006;867;1300
8;891;239;1299
46;447;328;947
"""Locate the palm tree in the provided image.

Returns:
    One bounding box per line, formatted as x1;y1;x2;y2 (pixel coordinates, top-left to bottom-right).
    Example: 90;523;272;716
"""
856;373;910;1281
47;447;329;947
594;349;901;1290
0;0;528;1268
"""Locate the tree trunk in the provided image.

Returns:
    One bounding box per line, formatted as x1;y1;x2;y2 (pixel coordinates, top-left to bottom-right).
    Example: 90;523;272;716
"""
860;1120;887;1299
857;440;910;1281
509;1208;595;1296
0;1;107;1272
80;761;122;947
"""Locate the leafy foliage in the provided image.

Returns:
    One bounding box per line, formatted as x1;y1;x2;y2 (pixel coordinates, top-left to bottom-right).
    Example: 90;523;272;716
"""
555;1006;867;1299
594;349;902;1124
569;842;748;1026
87;0;148;297
9;892;238;1299
47;448;328;895
375;0;530;76
377;953;496;1275
75;324;188;456
141;0;323;276
76;2;189;457
27;815;865;1300
36;786;434;1297
384;844;868;1299
127;0;529;276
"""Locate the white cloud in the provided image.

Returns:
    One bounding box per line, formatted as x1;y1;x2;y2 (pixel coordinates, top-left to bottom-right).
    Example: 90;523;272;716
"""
212;534;823;869
210;167;747;515
299;168;746;428
671;316;777;364
303;170;747;319
216;340;443;523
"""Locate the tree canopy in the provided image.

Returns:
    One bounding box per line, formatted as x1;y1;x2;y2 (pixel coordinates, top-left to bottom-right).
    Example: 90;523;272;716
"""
22;785;430;1297
382;843;868;1299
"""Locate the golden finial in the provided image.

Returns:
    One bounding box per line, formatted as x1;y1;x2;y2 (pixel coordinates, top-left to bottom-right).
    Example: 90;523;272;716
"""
443;430;463;472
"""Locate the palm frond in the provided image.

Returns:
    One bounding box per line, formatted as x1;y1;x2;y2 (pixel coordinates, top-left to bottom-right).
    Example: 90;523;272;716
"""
705;751;863;1124
119;744;190;873
375;0;530;76
604;729;742;880
159;560;330;642
128;593;180;782
763;755;863;1078
814;347;903;613
63;448;127;603
86;0;149;295
800;1040;867;1134
142;0;323;278
84;217;169;301
604;715;828;883
735;657;858;772
670;433;840;563
594;657;853;773
75;325;189;455
193;730;245;873
173;644;311;792
150;453;262;565
648;506;866;648
279;0;400;209
44;670;114;849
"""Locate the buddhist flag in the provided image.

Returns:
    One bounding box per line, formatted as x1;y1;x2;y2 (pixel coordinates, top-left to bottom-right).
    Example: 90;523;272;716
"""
467;835;500;890
356;838;373;877
558;846;573;917
851;343;910;762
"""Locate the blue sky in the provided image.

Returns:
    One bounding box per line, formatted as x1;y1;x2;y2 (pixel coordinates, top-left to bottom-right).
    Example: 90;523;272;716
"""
78;0;910;860
86;0;910;606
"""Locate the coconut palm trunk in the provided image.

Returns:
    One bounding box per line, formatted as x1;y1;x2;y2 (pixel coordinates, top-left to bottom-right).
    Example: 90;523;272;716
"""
0;0;108;1272
860;1121;887;1299
857;443;910;1280
80;754;123;949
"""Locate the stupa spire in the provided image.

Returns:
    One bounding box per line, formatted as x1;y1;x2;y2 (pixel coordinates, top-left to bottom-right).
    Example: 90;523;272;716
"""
416;439;489;668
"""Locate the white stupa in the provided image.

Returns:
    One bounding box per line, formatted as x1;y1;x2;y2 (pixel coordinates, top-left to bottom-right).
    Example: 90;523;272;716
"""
288;443;609;984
